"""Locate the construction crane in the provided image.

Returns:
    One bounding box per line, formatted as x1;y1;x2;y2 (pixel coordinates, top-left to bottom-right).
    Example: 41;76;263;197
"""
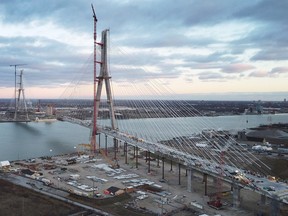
89;4;119;169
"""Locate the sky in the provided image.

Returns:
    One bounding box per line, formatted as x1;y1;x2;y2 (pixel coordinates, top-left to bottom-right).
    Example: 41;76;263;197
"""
0;0;288;101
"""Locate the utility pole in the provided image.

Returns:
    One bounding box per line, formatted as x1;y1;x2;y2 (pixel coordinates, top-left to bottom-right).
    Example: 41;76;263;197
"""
9;64;26;118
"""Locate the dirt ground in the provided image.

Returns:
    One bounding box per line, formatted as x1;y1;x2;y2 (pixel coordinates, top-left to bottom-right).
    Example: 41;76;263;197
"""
0;179;86;216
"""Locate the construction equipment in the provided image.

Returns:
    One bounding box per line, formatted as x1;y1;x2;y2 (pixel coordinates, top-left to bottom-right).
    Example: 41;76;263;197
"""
99;148;119;169
78;143;119;168
207;150;224;210
207;139;233;209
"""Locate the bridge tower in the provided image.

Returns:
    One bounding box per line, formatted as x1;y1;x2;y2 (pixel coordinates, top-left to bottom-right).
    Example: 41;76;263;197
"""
91;5;117;153
14;70;29;121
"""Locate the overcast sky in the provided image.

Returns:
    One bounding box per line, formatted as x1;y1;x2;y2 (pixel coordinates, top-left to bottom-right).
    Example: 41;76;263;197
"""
0;0;287;100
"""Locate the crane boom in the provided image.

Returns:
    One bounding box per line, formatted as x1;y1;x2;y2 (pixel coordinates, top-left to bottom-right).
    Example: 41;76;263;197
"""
91;4;97;22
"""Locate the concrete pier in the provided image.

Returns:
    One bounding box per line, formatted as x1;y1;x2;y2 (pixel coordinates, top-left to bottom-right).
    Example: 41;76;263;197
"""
124;142;128;164
178;163;181;185
147;151;151;173
135;147;138;168
232;184;240;208
113;138;117;159
162;157;165;180
203;173;208;196
187;168;193;192
270;195;280;216
105;135;108;155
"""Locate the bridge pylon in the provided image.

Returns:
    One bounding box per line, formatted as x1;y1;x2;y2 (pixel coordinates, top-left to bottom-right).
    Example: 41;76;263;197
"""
14;70;30;121
91;5;117;153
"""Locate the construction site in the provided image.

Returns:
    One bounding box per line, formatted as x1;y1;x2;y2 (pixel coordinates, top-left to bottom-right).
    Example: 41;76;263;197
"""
1;4;288;216
0;141;287;216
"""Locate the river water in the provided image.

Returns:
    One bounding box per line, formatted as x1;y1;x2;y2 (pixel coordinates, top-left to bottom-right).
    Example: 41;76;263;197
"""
1;114;288;161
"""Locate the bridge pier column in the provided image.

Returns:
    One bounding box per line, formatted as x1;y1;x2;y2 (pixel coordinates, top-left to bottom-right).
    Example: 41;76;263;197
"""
124;142;128;164
270;195;280;216
170;160;173;172
135;147;138;169
261;194;266;205
161;157;165;180
203;173;208;196
113;138;117;160
148;151;151;173
232;185;241;208
257;194;266;215
145;151;148;163
187;168;193;192
118;140;121;152
98;133;101;153
213;176;217;184
105;135;108;156
178;163;181;185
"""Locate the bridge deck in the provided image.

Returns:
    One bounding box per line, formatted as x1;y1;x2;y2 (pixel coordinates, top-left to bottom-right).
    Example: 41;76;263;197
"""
62;116;288;204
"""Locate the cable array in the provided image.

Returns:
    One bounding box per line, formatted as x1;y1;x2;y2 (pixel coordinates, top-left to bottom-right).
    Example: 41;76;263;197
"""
58;40;272;177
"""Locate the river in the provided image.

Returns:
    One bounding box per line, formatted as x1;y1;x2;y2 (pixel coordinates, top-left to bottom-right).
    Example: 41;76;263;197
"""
1;114;288;161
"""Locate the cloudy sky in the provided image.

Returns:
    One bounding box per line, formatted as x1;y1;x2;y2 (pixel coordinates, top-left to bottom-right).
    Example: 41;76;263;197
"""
0;0;287;100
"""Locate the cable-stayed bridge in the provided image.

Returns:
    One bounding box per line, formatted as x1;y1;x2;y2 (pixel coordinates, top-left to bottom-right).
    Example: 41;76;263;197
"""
56;19;288;211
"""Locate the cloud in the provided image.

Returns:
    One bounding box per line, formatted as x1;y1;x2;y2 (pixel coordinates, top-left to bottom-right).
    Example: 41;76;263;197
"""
0;0;288;99
269;67;288;76
248;70;268;78
251;47;288;61
221;63;255;73
198;72;225;82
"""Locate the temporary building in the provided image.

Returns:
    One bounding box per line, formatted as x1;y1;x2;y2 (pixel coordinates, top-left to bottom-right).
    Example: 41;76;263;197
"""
0;161;10;168
104;186;120;196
